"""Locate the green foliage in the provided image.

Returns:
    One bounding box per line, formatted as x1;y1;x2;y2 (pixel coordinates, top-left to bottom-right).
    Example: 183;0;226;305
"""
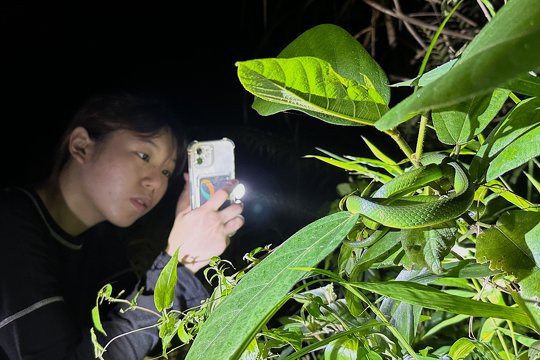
91;1;540;359
187;1;540;359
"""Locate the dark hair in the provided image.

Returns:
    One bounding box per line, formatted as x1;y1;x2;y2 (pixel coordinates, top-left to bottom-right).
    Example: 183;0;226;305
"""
53;92;187;179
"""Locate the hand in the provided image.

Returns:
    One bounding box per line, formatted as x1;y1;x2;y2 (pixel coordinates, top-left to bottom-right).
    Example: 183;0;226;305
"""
175;172;191;215
166;179;245;273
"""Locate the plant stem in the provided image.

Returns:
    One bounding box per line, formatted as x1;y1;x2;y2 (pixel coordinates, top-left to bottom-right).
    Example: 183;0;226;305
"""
384;128;420;168
415;114;428;163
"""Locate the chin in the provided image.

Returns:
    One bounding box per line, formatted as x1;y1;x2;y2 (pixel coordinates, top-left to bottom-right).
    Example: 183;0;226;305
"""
109;216;138;228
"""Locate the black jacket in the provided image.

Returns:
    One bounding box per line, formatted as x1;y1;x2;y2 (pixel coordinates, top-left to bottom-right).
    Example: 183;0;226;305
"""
0;187;208;359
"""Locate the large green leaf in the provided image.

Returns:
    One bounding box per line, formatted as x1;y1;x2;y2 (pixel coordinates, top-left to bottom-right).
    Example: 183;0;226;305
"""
236;56;388;126
185;211;358;360
348;280;535;329
432;88;509;146
253;23;390;116
476;210;540;328
375;0;540;131
470;97;540;181
477;210;540;279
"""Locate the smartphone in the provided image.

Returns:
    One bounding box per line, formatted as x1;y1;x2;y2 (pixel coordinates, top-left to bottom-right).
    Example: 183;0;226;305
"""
187;138;235;209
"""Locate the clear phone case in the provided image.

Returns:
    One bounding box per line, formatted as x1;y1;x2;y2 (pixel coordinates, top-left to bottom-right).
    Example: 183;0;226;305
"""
187;138;235;208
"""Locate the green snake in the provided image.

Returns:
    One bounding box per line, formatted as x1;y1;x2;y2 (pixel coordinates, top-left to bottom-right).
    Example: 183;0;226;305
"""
345;159;475;229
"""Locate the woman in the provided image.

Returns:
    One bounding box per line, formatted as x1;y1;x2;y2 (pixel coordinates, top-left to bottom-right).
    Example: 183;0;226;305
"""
0;92;245;359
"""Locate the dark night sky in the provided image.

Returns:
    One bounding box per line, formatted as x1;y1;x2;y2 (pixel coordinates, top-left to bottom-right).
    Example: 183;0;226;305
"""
1;1;419;265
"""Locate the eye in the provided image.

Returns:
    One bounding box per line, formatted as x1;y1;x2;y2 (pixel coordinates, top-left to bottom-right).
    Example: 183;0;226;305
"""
162;169;172;178
137;152;150;162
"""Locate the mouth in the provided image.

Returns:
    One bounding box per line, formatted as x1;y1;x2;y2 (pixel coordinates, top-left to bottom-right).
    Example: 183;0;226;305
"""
130;197;149;213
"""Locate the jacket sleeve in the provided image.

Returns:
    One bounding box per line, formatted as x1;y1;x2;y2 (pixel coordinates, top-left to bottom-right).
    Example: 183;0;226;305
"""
93;252;209;360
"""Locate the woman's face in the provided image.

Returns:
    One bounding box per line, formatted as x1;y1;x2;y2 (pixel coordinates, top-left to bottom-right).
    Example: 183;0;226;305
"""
78;128;177;227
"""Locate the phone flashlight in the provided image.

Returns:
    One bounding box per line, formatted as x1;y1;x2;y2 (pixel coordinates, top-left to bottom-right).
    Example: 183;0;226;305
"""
230;183;246;202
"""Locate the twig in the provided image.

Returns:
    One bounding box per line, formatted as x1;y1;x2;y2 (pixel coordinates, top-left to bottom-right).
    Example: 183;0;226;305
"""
363;0;475;40
393;0;427;49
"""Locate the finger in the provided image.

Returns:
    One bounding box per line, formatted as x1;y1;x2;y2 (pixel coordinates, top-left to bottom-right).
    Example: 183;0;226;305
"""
223;215;245;235
203;179;239;211
218;201;244;222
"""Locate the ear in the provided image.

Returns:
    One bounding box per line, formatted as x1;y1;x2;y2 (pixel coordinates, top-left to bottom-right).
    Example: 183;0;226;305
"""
68;127;95;164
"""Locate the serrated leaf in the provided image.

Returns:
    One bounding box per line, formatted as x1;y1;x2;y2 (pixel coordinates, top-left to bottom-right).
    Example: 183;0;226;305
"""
154;249;179;312
401;226;457;274
477;210;540;279
185;211;358;360
477;210;540;328
432;88;509;145
236;57;388;126
375;0;540;130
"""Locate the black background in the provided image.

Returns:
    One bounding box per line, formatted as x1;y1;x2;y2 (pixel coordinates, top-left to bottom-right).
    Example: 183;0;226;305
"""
1;1;421;266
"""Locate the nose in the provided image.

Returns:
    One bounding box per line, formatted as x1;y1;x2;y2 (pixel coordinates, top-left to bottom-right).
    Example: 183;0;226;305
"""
141;167;166;193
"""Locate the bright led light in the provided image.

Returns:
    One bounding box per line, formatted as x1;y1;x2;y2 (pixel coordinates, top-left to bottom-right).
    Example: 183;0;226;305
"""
230;183;246;201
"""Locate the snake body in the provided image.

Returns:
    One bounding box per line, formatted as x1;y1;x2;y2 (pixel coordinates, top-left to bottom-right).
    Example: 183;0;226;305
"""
345;160;474;229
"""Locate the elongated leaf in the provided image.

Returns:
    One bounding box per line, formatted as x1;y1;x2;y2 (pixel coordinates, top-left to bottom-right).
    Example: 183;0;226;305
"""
154;249;178;312
486;124;540;181
236;57;388;126
185;211;359;360
379;269;425;344
375;0;540;130
390;59;457;88
470;97;540;180
348;280;535;329
304;155;392;182
432;88;509;145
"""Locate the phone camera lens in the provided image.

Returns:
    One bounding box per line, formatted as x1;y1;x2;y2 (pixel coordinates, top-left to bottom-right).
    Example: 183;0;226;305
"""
196;157;203;165
196;148;203;155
